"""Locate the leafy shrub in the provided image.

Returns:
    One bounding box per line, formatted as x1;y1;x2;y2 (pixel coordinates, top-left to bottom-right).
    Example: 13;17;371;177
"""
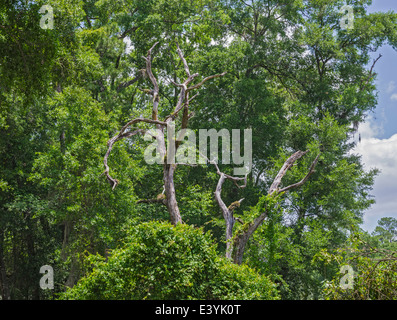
60;221;279;300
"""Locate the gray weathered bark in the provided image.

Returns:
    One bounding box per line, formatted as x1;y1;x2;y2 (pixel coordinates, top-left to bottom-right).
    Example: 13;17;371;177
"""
231;151;320;264
215;173;236;259
104;42;226;225
210;150;320;264
209;158;246;259
163;163;182;225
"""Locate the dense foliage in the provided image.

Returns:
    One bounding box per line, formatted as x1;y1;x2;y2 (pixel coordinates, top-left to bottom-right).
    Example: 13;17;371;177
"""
60;221;279;300
1;0;396;300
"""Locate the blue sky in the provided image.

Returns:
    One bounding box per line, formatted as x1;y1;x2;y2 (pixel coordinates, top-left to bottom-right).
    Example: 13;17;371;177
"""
353;1;397;232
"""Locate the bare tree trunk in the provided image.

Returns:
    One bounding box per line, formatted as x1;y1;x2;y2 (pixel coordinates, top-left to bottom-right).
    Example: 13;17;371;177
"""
163;164;182;225
232;212;268;265
218;151;320;265
210;161;246;259
104;42;226;226
214;173;237;259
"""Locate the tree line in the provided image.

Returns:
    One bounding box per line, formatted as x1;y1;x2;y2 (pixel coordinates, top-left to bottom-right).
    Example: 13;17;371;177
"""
1;0;397;300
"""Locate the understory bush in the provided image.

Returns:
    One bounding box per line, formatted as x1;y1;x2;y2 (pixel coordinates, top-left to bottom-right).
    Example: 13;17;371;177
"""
60;221;280;300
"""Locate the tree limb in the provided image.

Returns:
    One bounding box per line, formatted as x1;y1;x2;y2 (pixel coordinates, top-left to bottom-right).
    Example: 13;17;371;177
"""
176;42;191;76
232;151;320;264
116;71;144;92
104;119;165;189
268;150;309;195
103;42;227;226
278;153;320;193
359;53;382;92
142;42;160;120
187;72;227;92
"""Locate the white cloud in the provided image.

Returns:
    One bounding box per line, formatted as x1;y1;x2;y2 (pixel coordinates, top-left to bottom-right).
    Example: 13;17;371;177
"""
390;93;397;101
357;119;383;139
353;122;397;232
355;134;397;175
387;80;396;93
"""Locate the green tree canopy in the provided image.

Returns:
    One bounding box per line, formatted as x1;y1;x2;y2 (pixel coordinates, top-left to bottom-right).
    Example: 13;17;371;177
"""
1;0;396;300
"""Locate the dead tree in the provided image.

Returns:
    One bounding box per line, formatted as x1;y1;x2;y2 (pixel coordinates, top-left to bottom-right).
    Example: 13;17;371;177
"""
103;42;226;225
209;158;247;260
212;150;320;264
104;42;319;264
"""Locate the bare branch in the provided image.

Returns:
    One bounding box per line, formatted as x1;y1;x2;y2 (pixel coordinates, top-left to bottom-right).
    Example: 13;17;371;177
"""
104;118;166;189
166;46;224;123
173;85;187;117
203;153;247;188
169;78;184;88
104;42;228;226
118;118;167;135
268;150;309;195
176;42;191;76
278;153;320;193
118;128;146;140
188;93;199;104
214;173;230;218
142;42;160;120
231;151;320;265
213;172;244;260
187;72;227;92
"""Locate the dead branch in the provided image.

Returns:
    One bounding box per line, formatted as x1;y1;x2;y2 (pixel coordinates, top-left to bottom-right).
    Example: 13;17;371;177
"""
206;151;247;259
359;54;382;92
278;153;320;193
205;154;247;188
187;72;227;92
142;42;160;120
103;42;227;226
104;119;165;189
176;42;191;77
232;151;320;264
268;151;320;195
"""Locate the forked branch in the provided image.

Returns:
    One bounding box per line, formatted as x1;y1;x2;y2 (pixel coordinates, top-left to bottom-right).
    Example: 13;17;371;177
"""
103;118;166;189
103;42;227;226
268;150;320;195
231;151;320;264
278;153;320;193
